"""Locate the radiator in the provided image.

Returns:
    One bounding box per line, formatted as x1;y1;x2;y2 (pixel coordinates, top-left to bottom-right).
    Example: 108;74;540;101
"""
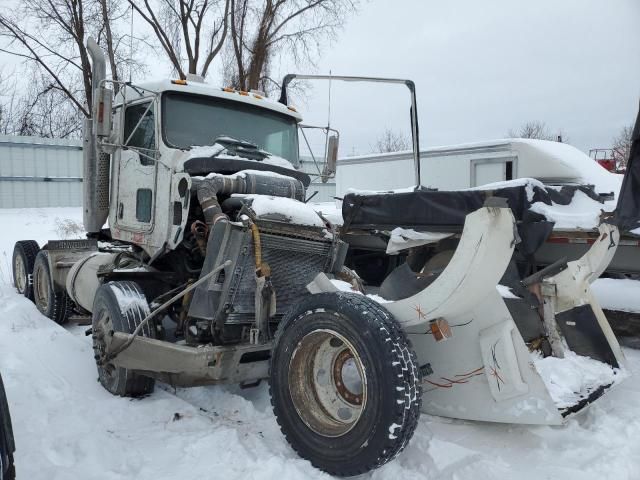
225;225;338;323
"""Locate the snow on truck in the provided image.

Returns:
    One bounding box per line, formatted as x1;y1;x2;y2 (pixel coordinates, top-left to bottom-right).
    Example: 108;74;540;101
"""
9;37;640;476
332;138;640;278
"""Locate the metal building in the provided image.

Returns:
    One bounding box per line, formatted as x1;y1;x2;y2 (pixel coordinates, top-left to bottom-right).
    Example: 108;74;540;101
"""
0;135;83;208
299;157;336;202
0;136;337;208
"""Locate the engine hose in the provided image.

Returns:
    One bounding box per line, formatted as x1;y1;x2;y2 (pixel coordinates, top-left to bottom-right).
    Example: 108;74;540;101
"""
250;223;270;277
190;220;208;255
195;176;229;226
194;171;305;226
250;223;262;268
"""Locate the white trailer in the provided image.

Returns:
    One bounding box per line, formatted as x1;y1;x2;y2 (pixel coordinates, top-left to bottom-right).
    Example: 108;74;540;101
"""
333;139;640;276
336;138;622;196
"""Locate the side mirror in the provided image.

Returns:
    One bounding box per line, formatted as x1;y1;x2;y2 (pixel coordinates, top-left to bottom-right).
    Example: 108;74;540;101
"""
322;134;339;183
95;86;113;138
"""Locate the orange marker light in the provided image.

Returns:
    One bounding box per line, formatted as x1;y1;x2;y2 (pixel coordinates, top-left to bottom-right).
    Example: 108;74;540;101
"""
430;318;452;342
222;87;235;93
171;79;188;85
238;90;249;96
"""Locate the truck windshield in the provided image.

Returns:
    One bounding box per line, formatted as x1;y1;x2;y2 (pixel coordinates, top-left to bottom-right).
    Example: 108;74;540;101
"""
162;92;299;166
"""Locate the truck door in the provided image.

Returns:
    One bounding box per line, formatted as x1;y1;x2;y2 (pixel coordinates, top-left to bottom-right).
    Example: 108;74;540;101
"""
114;100;158;234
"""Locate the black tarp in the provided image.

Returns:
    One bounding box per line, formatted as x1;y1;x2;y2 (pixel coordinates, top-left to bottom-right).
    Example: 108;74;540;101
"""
342;183;601;230
614;104;640;232
341;183;604;256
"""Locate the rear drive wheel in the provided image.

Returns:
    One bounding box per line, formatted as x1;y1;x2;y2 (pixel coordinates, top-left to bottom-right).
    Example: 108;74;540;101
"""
12;240;39;300
270;292;422;477
92;281;156;397
32;250;73;324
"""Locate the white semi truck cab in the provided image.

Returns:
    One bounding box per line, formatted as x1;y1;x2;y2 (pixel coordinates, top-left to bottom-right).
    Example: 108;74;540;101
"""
89;75;306;258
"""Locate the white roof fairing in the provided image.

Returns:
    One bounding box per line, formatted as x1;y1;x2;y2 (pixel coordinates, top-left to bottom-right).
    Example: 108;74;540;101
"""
116;79;303;121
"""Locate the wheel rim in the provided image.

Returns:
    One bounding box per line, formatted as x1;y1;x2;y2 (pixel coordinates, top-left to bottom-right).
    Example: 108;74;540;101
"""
14;254;26;293
34;264;50;311
288;328;367;437
93;310;117;382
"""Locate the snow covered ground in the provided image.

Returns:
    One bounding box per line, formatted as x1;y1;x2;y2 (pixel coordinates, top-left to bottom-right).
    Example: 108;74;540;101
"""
1;207;640;480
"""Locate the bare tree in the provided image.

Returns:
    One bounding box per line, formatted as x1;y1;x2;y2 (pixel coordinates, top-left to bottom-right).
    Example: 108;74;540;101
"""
507;121;559;141
0;68;83;138
226;0;356;93
0;1;95;117
21;73;84;137
0;70;14;134
129;0;230;79
0;0;140;138
612;124;633;170
371;128;411;153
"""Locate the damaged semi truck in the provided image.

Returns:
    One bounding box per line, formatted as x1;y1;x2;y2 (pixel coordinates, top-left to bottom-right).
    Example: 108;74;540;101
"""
10;38;640;476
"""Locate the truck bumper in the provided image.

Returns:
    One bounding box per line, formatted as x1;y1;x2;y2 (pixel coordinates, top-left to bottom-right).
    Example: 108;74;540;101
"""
109;333;271;387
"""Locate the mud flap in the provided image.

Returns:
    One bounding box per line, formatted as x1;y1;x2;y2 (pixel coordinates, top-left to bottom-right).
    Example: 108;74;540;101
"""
540;222;626;370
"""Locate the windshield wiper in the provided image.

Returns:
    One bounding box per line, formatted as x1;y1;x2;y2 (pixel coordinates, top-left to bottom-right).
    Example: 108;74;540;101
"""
214;136;268;161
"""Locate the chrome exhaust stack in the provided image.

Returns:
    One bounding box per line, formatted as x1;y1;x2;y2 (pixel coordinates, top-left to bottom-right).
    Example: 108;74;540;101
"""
83;37;110;234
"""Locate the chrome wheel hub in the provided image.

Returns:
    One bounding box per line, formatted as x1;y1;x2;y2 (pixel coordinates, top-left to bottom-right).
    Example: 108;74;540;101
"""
288;329;367;437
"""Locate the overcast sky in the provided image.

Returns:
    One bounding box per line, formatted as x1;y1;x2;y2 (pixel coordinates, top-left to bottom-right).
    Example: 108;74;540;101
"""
287;0;640;156
1;0;638;157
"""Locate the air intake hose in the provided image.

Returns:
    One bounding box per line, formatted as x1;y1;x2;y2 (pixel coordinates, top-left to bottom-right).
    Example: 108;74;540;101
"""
194;171;305;226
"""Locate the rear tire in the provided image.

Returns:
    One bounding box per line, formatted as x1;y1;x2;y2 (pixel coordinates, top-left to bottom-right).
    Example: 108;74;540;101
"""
12;240;39;300
91;281;156;397
0;372;15;480
2;454;15;480
32;250;73;324
270;292;422;477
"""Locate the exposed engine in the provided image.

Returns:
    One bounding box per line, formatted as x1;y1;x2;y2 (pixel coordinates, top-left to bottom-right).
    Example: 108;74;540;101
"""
173;170;347;345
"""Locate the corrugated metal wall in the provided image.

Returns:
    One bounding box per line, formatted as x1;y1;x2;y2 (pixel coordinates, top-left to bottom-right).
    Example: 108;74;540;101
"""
0;136;83;208
0;136;338;208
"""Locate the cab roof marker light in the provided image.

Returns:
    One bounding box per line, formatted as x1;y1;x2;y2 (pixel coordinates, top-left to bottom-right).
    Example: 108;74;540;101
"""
287;105;298;112
171;79;188;85
252;93;264;100
222;87;235;93
238;90;249;96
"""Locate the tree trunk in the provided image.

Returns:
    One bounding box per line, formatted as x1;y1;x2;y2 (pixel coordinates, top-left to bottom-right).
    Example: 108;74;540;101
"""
99;0;120;93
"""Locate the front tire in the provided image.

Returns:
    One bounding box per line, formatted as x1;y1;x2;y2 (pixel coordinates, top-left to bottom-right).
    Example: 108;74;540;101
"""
32;250;73;324
270;292;422;477
12;240;39;300
91;281;156;397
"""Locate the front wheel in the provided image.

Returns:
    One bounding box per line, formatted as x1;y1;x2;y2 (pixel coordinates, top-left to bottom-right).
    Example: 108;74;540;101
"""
92;281;156;397
270;292;422;477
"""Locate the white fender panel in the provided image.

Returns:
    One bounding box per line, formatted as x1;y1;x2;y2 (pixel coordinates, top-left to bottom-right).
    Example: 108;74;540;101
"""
479;321;529;401
408;291;563;425
385;206;516;328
